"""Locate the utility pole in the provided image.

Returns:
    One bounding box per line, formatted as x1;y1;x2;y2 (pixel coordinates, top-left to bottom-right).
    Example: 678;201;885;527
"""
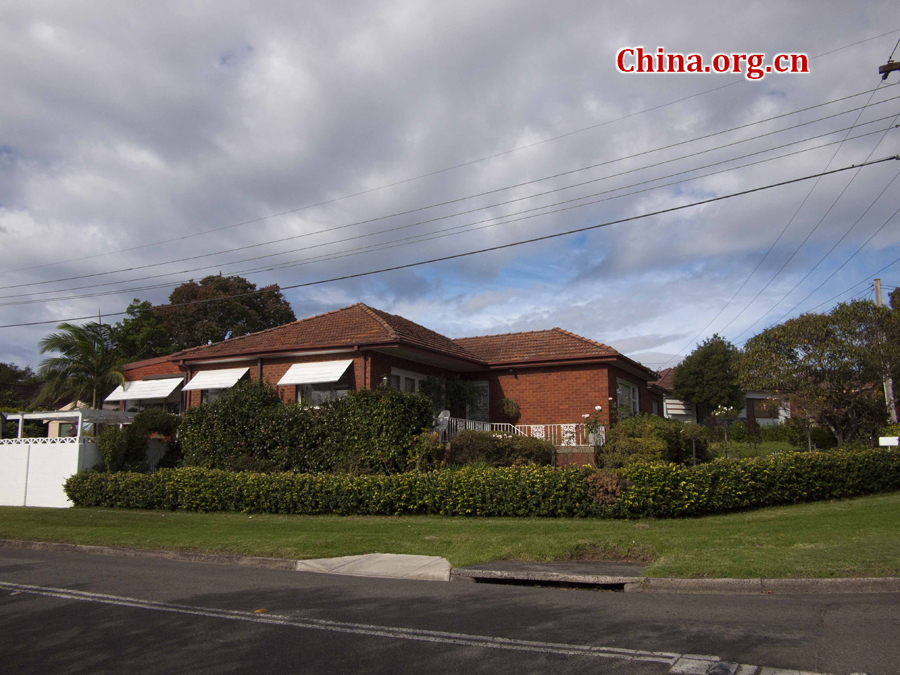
874;279;898;424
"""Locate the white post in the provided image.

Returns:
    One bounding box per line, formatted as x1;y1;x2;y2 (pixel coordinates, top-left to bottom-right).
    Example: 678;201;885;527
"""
17;415;25;439
76;412;83;441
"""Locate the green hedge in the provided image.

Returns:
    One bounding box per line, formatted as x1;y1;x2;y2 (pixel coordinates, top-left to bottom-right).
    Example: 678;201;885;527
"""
65;448;900;519
65;465;603;517
179;381;433;474
616;448;900;517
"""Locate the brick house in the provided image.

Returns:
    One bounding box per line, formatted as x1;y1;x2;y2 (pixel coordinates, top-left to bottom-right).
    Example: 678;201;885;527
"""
109;304;663;440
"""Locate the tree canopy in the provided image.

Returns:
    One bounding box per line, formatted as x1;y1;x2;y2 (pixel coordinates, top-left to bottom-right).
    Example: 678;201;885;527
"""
35;322;125;409
671;334;745;413
739;300;900;444
110;300;177;363
157;274;296;351
0;362;39;385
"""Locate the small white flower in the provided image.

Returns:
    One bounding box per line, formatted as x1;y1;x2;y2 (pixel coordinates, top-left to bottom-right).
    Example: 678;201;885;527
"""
582;413;590;418
595;405;602;411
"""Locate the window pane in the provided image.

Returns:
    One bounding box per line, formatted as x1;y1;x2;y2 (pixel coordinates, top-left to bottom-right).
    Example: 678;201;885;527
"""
390;375;401;389
404;377;416;393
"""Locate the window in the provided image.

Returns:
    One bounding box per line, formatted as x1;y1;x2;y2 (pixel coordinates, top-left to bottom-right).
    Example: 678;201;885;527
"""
745;398;775;419
616;379;639;416
297;369;352;406
652;400;659;416
388;368;427;393
201;389;224;404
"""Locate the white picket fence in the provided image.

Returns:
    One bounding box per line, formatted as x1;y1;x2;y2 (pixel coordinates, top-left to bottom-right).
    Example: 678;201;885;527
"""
436;418;604;447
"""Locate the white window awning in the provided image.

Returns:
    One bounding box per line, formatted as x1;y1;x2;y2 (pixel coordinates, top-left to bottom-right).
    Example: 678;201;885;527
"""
105;377;184;402
277;359;353;386
182;367;250;391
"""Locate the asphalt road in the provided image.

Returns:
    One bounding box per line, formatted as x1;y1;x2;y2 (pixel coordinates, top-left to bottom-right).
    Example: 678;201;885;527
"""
0;548;897;674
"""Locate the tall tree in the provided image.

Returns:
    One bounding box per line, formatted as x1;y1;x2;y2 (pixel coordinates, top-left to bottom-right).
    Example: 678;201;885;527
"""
35;322;125;409
739;300;900;444
158;274;296;350
672;334;745;414
0;362;39;385
109;299;177;363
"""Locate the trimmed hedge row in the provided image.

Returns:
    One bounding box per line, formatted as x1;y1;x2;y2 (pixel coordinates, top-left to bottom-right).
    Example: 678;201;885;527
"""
65;465;603;517
617;448;900;517
64;448;900;519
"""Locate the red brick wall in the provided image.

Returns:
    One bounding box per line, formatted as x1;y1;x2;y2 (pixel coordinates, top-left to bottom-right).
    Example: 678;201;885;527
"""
467;363;612;426
123;360;184;381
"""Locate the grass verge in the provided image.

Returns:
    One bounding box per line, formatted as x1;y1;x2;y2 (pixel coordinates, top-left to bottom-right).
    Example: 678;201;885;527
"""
1;492;898;577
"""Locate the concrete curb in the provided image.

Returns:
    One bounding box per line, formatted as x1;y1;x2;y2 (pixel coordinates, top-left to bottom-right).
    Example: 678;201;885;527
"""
0;539;297;571
452;566;900;594
4;539;899;594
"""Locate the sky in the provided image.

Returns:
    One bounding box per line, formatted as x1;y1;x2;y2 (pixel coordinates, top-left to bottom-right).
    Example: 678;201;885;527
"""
2;0;900;372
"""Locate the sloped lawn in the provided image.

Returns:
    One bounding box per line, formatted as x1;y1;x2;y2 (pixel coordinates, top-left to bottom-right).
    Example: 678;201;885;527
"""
1;491;898;577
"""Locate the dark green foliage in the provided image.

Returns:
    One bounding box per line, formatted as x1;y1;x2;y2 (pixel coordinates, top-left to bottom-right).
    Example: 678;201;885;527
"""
98;409;182;472
159;274;296;351
499;398;520;421
409;429;443;471
64;465;604;517
35;322;125;408
315;387;434;474
109;300;177;363
179;381;433;474
0;362;39;385
740;300;900;444
672;334;744;412
447;431;556;467
179;380;283;469
616;448;900;518
600;414;706;466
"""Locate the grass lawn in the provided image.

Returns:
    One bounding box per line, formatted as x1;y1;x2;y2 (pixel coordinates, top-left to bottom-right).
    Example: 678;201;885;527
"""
1;492;899;578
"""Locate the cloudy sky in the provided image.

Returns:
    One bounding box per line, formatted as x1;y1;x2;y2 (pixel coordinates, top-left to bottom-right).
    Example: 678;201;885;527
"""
2;0;900;371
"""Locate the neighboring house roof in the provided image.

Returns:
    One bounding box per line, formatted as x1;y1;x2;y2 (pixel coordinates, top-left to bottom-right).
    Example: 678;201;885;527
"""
655;367;675;393
172;303;481;363
454;328;618;365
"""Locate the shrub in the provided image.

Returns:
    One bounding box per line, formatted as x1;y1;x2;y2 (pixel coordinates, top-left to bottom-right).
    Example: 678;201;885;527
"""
601;414;704;466
178;381;433;474
64;465;604;517
409;429;443;471
98;409;183;472
447;430;555;467
615;448;900;518
499;398;520;421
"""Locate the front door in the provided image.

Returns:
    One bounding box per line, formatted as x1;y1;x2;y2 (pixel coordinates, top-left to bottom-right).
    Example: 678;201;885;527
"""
467;381;490;422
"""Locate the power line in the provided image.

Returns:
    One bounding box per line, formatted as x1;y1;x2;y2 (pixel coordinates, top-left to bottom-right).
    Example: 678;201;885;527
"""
729;167;900;341
5;121;897;308
5;27;900;278
6;91;899;293
2;154;895;329
657;81;890;369
717;103;900;338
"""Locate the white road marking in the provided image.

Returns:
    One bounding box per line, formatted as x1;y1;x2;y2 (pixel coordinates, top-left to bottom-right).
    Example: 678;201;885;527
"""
0;581;833;675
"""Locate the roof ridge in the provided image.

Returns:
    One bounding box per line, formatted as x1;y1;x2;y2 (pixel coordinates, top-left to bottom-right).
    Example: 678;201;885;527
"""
356;303;399;340
454;328;558;341
552;327;619;354
170;304;374;357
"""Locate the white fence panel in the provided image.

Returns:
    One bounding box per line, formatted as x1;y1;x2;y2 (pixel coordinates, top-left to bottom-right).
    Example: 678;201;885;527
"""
0;444;29;506
0;439;101;508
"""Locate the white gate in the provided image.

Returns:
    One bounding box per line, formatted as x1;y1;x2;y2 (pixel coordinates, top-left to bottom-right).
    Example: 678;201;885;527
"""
0;438;103;508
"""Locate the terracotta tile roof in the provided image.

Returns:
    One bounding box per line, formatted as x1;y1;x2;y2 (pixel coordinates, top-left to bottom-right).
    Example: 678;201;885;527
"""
173;303;480;362
453;328;619;365
655;367;674;392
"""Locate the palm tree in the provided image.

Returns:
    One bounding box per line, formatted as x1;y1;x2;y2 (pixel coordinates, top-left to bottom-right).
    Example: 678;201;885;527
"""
34;322;125;409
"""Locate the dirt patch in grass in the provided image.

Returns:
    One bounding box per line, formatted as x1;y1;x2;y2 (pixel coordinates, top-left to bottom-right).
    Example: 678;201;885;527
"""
558;542;657;563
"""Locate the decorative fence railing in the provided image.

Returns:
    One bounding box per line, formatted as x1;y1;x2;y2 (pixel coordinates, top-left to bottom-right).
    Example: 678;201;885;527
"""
436;418;605;447
0;437;96;445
